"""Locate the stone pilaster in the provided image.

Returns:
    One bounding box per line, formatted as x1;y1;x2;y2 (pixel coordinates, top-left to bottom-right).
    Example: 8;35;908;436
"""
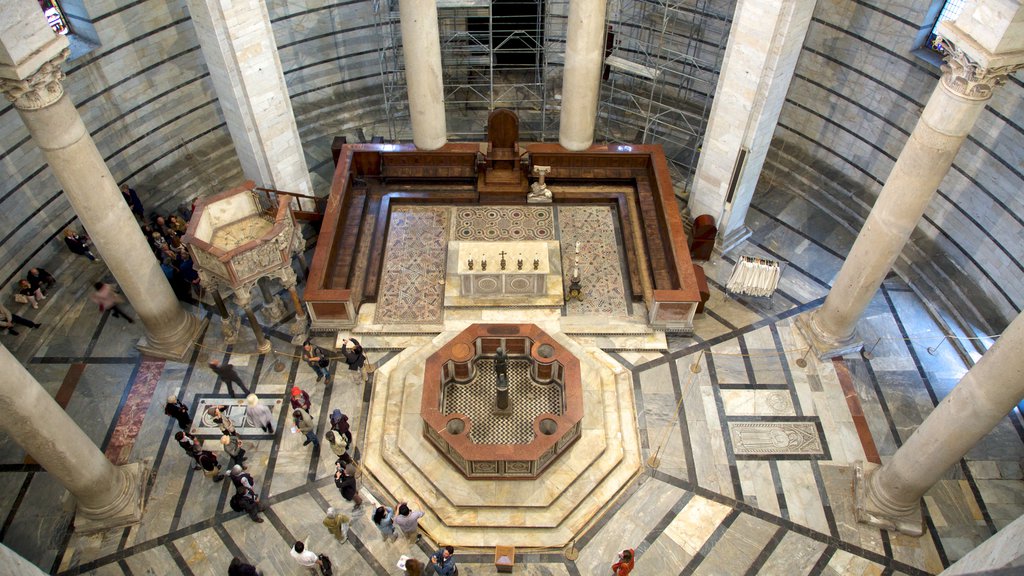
689;0;815;250
558;0;608;151
399;0;446;150
186;0;313;194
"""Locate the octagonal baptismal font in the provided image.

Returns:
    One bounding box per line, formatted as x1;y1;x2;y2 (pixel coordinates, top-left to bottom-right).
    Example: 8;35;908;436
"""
362;323;643;548
421;324;583;479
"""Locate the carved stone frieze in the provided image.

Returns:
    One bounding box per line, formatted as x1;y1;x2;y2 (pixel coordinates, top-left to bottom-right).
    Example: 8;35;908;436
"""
937;37;1024;100
0;49;70;110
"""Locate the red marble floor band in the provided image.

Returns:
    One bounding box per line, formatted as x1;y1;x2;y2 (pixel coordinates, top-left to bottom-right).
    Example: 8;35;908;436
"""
832;357;881;465
104;358;165;465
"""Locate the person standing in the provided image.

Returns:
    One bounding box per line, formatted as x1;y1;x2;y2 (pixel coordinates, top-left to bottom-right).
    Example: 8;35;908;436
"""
196;448;225;482
335;462;363;510
293;409;319;448
611;548;635;575
290;386;312;413
0;302;40;335
221;435;247;469
322;507;351;544
426;546;457;576
228;557;260;576
26;268;56;296
17;279;45;309
231;485;265;523
302;340;331;384
164;395;192;430
404;558;424;576
230;465;255;493
63;229;97;261
174;430;202;469
245;394;274;434
324;431;353;468
394;502;425;542
208;359;250;398
90;282;133;323
289;540;321;574
120;183;145;220
340;337;370;382
210;405;238;437
372;505;398;541
329;409;353;448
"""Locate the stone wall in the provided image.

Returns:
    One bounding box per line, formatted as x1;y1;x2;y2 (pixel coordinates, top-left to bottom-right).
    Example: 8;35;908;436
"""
761;0;1024;334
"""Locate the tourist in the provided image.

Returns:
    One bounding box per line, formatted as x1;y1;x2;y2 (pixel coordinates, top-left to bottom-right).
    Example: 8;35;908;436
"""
611;548;635;575
325;431;353;468
174;430;202;461
63;229;97;261
208;359;250;398
335;462;363;510
164;394;192;431
426;546;456;576
221;435;247;469
26;267;56;296
230;485;265;523
340;337;370;382
322;507;351;543
290;385;312;413
0;302;40;336
289;540;321;574
329;409;353;448
90;282;133;323
209;405;238;437
246;394;274;434
196;448;225;482
403;558;423;576
394;502;425;541
227;557;259;576
229;465;255;493
17;279;44;309
120;183;145;220
302;340;331;384
372;505;397;541
293;409;319;448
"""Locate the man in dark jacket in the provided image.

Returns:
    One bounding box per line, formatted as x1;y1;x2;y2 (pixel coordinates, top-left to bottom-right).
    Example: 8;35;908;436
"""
165;395;192;430
334;462;363;510
208;359;249;398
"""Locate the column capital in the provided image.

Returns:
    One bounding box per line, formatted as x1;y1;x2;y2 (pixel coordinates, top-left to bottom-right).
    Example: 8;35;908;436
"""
0;48;69;110
937;37;1024;100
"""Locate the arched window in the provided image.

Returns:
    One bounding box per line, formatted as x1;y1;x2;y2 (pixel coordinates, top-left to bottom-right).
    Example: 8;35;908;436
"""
35;0;100;60
38;0;70;36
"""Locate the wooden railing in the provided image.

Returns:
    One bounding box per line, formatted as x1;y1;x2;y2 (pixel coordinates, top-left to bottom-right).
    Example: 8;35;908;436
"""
253;186;327;221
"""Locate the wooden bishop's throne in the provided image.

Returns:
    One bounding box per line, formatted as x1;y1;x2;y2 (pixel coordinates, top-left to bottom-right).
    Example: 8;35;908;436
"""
477;109;529;202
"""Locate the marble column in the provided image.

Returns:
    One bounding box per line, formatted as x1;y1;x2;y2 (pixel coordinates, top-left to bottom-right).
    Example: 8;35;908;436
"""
0;2;203;362
187;0;313;195
399;0;446;150
856;311;1024;536
0;345;145;530
689;0;815;252
558;0;607;151
798;4;1024;358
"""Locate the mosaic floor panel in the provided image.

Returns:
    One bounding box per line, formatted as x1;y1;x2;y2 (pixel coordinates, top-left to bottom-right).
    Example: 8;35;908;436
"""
442;359;563;445
374;206;450;325
557;205;629;317
452;206;554;241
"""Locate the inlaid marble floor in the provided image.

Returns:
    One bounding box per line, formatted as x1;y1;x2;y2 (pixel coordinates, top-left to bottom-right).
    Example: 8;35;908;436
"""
1;185;1022;575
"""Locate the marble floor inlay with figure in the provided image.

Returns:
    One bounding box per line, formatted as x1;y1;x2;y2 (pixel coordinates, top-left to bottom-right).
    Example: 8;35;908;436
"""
0;183;1022;575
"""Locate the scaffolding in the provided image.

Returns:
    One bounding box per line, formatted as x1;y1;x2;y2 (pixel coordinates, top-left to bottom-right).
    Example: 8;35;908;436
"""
373;0;733;168
599;0;734;184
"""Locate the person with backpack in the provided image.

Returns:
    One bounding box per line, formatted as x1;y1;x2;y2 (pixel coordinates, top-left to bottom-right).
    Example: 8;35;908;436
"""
195;449;224;482
302;340;331;384
230;486;264;523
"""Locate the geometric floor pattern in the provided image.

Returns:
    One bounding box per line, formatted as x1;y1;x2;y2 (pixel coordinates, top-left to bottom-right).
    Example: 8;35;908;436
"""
374;206;449;325
0;184;1021;575
557;205;629;317
442;358;562;445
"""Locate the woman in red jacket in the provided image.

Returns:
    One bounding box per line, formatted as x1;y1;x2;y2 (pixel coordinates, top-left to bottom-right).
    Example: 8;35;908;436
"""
612;548;635;575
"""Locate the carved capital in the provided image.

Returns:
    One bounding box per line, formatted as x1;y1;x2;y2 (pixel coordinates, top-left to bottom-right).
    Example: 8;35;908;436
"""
937;37;1024;100
0;49;70;110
